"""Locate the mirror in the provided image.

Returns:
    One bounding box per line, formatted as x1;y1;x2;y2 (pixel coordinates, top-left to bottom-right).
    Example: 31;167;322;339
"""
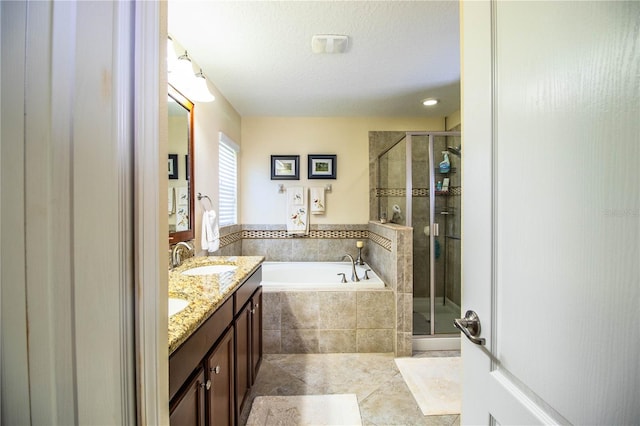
168;84;195;244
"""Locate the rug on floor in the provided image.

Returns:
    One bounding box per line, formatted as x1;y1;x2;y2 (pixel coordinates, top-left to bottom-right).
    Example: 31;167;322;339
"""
394;356;461;416
246;394;362;426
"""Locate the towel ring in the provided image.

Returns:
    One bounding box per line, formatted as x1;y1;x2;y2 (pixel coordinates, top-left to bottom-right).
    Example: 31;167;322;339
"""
197;192;213;209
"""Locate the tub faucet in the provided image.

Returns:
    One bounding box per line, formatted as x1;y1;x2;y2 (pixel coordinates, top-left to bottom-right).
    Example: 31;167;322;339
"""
171;241;193;268
341;254;360;282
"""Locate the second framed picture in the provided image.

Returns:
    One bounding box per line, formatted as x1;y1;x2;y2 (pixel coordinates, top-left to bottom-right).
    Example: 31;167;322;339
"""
308;154;336;179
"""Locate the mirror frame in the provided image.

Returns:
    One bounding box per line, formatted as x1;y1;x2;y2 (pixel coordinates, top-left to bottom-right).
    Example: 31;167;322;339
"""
168;84;195;245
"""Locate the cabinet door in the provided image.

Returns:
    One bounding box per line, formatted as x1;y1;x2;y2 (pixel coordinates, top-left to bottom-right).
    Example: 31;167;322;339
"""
170;367;206;426
250;288;263;383
235;303;251;418
206;327;235;426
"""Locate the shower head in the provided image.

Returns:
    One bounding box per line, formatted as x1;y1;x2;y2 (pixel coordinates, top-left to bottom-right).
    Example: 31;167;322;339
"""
447;145;461;156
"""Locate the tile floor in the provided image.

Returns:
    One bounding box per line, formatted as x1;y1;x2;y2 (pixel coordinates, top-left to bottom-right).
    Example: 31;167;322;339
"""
239;351;461;426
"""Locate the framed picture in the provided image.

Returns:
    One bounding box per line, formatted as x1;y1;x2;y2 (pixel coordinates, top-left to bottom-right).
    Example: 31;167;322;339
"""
271;155;300;180
168;154;178;179
308;154;336;179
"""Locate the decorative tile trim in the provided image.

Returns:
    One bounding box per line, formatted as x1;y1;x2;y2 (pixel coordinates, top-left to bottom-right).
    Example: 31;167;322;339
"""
241;229;369;239
220;231;242;247
375;187;461;197
217;228;393;252
368;231;392;252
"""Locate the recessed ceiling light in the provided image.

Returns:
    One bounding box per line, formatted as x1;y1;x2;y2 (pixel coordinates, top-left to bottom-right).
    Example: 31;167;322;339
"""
422;99;438;106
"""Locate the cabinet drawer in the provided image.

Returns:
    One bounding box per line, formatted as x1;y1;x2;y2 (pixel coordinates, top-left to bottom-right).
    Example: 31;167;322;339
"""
170;296;233;401
234;267;262;315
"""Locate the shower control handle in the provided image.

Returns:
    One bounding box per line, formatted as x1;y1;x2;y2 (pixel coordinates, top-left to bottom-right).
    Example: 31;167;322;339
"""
454;310;486;346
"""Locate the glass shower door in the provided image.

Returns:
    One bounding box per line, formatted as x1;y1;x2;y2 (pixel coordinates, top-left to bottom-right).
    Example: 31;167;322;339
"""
410;132;461;336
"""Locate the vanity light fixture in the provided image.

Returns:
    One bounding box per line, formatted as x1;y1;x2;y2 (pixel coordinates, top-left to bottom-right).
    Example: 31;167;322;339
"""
422;98;439;106
170;50;194;88
189;69;215;103
168;45;215;103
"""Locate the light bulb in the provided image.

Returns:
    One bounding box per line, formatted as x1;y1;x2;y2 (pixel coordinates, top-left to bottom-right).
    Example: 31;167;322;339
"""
188;70;215;103
169;51;194;89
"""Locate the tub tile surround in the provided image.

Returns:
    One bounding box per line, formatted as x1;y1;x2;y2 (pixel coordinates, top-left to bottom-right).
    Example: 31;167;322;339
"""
264;289;395;354
213;222;412;356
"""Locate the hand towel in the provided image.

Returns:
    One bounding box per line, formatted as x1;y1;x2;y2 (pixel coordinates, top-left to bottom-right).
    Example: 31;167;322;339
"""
168;187;176;214
286;186;309;235
310;187;325;214
201;209;220;253
289;186;304;206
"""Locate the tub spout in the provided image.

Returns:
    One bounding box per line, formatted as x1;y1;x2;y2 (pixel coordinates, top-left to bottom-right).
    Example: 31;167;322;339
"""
341;254;360;282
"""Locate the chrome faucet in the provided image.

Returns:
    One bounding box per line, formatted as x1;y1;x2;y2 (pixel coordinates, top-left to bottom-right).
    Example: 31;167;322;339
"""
341;254;360;282
171;241;193;268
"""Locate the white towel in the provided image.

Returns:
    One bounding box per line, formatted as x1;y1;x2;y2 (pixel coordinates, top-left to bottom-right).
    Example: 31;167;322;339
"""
310;187;325;214
286;186;309;235
168;187;176;214
201;210;220;253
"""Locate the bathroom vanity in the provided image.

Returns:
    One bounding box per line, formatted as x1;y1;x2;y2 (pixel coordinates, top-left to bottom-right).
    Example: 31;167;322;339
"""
168;256;264;426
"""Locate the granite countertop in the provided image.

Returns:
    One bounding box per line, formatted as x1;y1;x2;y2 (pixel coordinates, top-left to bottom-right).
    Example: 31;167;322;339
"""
168;255;264;355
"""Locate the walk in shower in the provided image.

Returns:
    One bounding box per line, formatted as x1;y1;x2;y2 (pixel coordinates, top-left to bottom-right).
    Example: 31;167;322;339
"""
375;131;461;350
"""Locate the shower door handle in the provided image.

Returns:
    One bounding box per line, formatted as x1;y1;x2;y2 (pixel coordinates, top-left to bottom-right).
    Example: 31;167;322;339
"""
454;310;486;345
432;223;439;237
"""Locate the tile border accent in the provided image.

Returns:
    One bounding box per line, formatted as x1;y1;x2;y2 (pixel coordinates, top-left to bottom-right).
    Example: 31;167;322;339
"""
219;231;242;246
218;227;392;252
242;229;369;239
368;231;392;252
375;187;462;197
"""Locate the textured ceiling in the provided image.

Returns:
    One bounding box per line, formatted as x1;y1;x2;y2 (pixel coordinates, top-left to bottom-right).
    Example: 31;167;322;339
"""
168;1;460;117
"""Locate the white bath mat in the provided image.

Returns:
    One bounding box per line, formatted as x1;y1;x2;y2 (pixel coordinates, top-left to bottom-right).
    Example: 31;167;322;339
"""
246;394;362;425
394;356;461;416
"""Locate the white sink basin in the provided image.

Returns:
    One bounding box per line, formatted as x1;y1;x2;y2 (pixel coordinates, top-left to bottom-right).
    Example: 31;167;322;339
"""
168;298;189;317
181;264;237;276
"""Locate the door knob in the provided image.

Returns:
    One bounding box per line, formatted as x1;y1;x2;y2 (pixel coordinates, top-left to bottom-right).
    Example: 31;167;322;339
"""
454;310;486;345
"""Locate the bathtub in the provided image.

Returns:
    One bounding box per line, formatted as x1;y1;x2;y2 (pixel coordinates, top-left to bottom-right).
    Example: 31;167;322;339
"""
260;261;385;291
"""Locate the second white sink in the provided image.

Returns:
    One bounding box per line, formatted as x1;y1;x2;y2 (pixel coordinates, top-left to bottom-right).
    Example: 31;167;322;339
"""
169;298;189;317
181;264;238;276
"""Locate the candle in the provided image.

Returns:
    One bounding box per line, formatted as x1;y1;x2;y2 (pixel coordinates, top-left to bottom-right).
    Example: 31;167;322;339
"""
356;240;364;248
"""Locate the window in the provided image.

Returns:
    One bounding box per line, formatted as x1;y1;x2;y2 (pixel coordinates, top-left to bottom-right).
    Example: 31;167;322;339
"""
218;132;239;226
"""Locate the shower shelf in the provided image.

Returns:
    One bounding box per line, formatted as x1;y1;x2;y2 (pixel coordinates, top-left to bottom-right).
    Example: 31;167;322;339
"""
436;167;457;174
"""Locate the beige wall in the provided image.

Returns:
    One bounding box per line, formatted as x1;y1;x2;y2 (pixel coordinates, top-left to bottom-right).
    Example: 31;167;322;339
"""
446;110;461;130
192;82;241;252
240;116;445;224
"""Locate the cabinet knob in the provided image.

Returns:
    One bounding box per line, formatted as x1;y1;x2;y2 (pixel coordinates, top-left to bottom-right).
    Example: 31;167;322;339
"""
210;365;221;374
251;308;256;314
201;379;211;390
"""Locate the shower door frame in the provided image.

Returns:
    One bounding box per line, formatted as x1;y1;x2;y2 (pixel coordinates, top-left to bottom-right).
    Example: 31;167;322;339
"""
405;131;461;344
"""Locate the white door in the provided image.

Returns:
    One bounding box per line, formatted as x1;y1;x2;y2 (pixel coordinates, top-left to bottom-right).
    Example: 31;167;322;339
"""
460;1;639;424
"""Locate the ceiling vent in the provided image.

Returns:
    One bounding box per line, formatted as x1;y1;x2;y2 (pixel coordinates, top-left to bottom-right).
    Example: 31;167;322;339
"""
311;34;349;54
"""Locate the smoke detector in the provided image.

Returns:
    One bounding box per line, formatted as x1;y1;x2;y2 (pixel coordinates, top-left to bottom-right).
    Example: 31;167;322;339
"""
311;34;349;54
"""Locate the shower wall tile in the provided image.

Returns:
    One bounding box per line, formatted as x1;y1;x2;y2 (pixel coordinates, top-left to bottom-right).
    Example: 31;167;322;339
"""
281;329;319;353
356;329;394;353
263;330;281;354
356;291;395;329
396;332;412;357
318;292;356;329
281;292;319;330
318;330;357;353
262;292;282;330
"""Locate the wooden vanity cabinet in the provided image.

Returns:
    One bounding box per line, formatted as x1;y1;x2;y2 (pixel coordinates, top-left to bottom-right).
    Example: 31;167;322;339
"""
206;327;234;426
250;288;263;381
234;272;263;420
170;367;206;426
170;265;263;426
